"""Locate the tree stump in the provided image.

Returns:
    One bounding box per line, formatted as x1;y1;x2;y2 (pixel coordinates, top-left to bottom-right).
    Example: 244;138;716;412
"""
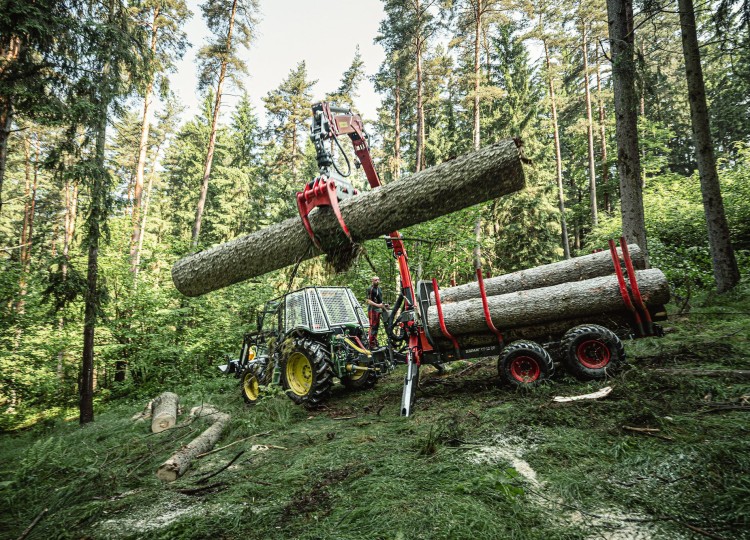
151;392;179;433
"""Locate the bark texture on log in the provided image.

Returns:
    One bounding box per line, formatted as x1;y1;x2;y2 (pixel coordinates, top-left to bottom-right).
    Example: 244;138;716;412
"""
156;406;230;482
431;244;644;304
430;313;635;350
151;392;179;433
172;140;526;297
426;269;669;338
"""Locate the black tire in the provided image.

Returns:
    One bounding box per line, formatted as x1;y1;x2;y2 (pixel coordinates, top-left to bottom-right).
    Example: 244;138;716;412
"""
498;340;555;388
341;367;377;391
560;324;625;380
280;337;334;408
240;367;261;405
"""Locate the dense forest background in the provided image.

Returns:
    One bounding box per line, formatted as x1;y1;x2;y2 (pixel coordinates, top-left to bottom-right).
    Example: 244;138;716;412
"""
1;0;748;429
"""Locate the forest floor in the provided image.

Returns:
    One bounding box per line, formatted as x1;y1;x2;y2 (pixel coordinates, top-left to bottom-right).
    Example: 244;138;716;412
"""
1;285;749;540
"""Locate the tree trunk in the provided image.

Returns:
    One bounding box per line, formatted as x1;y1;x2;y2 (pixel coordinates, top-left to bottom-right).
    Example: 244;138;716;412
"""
678;0;740;293
543;37;570;259
80;106;108;425
582;21;598;226
173;139;526;296
394;69;401;180
0;35;21;215
596;63;610;213
415;40;424;172
473;0;482;152
426;268;669;337
151;391;179;433
191;0;238;248
606;0;648;265
157;406;230;482
134;159;157;283
432;244;644;304
131;6;160;274
0;95;12;216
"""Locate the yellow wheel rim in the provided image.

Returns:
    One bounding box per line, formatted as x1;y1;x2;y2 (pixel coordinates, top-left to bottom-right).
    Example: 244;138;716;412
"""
349;367;366;381
243;372;260;401
286;352;313;396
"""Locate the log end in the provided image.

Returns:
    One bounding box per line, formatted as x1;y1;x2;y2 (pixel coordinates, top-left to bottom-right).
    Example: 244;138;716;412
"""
156;464;179;483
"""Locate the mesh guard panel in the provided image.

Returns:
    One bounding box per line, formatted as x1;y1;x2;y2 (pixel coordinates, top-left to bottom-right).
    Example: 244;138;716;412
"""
319;288;358;326
307;290;328;331
348;289;370;329
285;291;308;332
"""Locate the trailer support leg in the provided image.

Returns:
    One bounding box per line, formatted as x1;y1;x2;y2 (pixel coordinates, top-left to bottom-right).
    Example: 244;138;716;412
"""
401;359;419;417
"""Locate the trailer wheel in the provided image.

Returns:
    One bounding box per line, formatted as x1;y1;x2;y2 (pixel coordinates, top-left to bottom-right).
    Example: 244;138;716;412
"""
560;324;625;380
240;367;261;404
280;337;333;408
499;340;554;387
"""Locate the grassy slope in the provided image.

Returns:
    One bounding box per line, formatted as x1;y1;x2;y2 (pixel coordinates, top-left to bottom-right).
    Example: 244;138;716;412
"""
1;286;748;540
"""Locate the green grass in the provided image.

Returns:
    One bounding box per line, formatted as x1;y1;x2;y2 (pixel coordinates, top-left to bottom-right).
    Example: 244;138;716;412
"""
2;285;749;539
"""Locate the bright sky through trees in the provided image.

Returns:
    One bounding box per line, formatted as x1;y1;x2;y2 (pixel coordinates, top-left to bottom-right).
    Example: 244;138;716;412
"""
171;0;386;123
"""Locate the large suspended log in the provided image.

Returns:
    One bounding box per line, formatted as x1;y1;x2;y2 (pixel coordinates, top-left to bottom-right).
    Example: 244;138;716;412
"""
426;269;669;338
431;244;645;305
172;139;526;297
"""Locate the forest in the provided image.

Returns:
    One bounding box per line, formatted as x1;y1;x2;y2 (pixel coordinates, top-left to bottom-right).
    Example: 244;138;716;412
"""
1;0;749;538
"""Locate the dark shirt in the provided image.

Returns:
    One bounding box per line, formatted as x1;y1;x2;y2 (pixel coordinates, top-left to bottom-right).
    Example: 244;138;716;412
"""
367;285;382;311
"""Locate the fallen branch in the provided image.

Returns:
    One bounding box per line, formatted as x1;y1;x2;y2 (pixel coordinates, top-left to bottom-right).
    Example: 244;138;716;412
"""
131;400;153;421
196;451;245;485
176;482;228;496
553;386;613;403
196;431;272;459
16;508;48;540
622;425;673;441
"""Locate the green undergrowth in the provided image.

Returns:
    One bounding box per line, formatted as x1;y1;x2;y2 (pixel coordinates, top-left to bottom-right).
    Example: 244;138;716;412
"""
1;285;749;539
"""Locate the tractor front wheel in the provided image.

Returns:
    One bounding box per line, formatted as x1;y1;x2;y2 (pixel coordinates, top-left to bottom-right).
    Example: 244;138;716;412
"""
240;367;261;405
499;340;554;388
560;324;625;380
341;366;377;391
280;337;333;408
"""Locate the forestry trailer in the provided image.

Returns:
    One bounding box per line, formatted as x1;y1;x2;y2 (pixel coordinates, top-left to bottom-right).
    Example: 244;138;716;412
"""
220;102;668;416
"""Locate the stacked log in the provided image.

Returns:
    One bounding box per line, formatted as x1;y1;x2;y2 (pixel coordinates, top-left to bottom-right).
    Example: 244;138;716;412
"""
426;268;669;347
430;245;644;305
172;139;526;297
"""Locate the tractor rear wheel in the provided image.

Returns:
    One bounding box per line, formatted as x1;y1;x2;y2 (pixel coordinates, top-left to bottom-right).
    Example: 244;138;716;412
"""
280;337;333;408
499;340;554;388
560;324;625;380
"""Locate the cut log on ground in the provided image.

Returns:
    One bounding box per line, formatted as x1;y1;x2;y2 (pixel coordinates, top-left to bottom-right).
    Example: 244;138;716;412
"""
426;269;669;338
431;244;645;305
151;392;179;433
156;405;230;482
172;139;526;297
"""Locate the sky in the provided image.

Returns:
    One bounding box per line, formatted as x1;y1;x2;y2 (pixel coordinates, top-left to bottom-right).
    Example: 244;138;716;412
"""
168;0;387;126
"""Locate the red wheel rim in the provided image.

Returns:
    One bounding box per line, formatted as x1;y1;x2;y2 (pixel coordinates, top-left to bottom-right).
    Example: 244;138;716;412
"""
509;355;541;383
576;339;611;369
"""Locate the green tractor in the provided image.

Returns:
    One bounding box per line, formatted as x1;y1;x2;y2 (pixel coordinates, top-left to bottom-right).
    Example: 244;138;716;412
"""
222;287;400;408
